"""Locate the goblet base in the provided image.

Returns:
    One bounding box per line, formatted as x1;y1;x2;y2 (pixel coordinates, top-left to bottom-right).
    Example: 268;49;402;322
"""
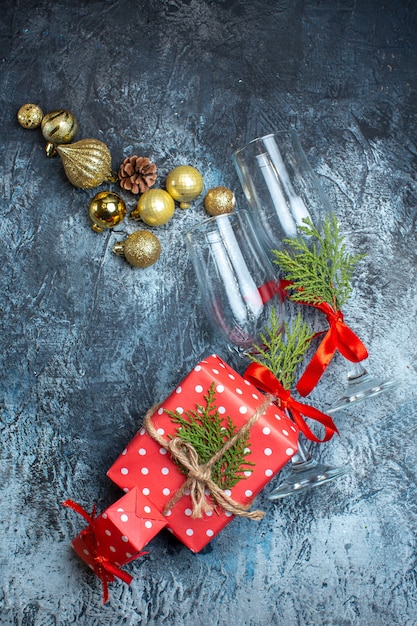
267;457;350;500
327;368;397;414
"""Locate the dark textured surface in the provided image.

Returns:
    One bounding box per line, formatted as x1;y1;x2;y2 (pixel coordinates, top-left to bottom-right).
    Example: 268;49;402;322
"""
1;1;417;624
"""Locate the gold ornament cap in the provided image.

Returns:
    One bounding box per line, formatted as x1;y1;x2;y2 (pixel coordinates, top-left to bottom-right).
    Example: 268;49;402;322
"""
204;186;236;216
17;103;44;129
41;109;79;145
113;230;161;267
57;138;113;189
89;191;126;232
166;165;204;209
130;188;175;226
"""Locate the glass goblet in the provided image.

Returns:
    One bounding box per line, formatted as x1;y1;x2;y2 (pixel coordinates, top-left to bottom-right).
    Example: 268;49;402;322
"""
232;130;396;413
184;209;348;499
184;209;284;356
232;131;321;253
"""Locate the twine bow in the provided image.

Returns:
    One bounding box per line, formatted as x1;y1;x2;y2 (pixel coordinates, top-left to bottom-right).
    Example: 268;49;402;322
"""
244;362;338;443
295;300;368;396
143;394;276;521
62;499;135;604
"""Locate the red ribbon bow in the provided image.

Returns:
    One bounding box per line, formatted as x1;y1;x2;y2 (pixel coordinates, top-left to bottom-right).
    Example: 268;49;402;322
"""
295;300;368;397
244;362;338;443
62;499;134;604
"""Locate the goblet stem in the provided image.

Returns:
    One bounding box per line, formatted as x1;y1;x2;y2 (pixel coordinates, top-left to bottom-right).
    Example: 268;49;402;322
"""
327;360;397;415
268;439;350;500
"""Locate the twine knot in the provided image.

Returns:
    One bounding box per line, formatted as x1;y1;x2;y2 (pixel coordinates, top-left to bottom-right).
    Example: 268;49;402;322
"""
143;392;276;521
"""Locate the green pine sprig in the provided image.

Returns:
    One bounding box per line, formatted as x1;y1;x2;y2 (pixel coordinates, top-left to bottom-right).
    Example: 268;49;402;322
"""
248;308;315;390
272;213;365;310
165;382;255;490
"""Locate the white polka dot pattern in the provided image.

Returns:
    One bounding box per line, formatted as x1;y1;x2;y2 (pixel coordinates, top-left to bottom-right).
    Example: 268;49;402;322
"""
106;354;299;554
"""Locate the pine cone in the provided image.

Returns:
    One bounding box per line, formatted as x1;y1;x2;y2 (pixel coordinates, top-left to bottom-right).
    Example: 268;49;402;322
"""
118;156;157;194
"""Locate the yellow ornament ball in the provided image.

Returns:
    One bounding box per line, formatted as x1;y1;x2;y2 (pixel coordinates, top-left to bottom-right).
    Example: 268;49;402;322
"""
166;165;203;209
204;186;236;216
130;189;175;226
113;230;161;268
89;191;126;233
17;103;44;129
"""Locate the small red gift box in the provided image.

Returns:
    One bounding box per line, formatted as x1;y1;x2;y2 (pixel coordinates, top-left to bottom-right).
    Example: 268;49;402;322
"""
71;486;167;570
107;354;299;553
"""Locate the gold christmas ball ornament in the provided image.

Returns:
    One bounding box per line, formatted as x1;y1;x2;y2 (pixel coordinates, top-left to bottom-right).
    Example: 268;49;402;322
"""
113;230;161;268
165;165;204;209
17;103;44;129
89;191;126;233
130;188;175;226
57;139;113;189
41;109;79;145
204;186;236;216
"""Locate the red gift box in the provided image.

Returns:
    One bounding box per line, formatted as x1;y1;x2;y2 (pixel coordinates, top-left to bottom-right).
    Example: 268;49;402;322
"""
70;486;167;571
107;354;299;553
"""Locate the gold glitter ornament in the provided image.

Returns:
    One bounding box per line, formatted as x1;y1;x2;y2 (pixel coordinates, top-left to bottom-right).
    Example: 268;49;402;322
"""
57;139;114;189
17;103;44;129
204;186;236;216
89;191;126;233
113;230;161;268
41;109;79;147
130;189;175;226
165;165;203;209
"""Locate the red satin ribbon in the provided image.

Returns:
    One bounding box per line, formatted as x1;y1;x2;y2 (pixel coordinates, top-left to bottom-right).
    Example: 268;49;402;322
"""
257;279;283;304
244;362;338;443
295;301;368;397
62;499;134;604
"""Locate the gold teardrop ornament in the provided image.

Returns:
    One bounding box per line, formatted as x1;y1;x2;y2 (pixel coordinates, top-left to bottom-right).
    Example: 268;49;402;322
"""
89;191;126;233
57;139;114;189
41;109;79;144
113;230;161;267
130;189;175;226
17;103;44;129
165;165;204;209
204;186;236;216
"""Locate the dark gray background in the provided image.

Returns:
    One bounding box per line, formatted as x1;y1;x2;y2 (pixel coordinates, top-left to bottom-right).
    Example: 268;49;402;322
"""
1;0;417;624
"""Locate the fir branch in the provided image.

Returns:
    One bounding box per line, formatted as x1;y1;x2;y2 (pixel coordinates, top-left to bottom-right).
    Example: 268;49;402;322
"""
248;309;315;390
272;214;365;310
165;382;255;489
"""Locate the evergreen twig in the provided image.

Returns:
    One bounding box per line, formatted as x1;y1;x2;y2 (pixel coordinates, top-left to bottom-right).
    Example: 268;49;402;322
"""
165;382;255;489
248;309;315;390
272;213;365;310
